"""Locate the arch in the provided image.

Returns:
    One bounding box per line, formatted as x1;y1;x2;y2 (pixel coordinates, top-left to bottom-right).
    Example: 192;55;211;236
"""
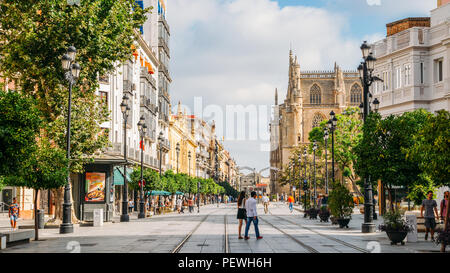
309;84;321;105
312;112;325;128
350;83;362;104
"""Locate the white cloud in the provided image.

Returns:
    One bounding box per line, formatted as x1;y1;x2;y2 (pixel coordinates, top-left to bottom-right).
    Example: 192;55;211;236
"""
166;0;431;170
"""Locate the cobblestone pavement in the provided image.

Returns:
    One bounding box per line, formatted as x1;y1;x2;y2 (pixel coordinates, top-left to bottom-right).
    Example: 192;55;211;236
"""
0;203;445;253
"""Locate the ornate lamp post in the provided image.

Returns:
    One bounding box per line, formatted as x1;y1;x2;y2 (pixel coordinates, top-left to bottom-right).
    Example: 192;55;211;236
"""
60;46;81;234
138;116;147;219
303;148;308;214
176;143;180;173
120;95;131;222
313;141;318;207
196;157;201;213
297;153;302;205
324;128;329;195
327;112;337;184
357;41;382;233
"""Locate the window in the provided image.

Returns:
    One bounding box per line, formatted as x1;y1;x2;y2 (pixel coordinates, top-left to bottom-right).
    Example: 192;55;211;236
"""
383;71;390;91
395;66;402;89
309;84;321;105
435;59;443;83
99;91;108;108
404;64;412;86
350;84;362;103
312;113;323;128
420;63;424;84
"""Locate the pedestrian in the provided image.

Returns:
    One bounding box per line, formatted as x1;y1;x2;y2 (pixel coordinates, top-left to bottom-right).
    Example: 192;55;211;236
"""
128;199;134;213
176;197;182;214
287;195;294;213
244;191;263;240
237;191;247;239
421;190;440;241
440;191;449;224
188;197;194;213
262;193;270;214
8;197;20;231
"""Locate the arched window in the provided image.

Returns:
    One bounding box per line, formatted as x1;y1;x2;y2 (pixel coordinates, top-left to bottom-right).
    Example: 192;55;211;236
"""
312;113;324;128
310;84;321;105
351;84;362;104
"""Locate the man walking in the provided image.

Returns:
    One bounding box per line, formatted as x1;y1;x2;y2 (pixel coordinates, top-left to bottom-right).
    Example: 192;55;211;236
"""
421;191;440;241
262;194;270;214
244;192;263;240
8;197;20;231
188;197;194;213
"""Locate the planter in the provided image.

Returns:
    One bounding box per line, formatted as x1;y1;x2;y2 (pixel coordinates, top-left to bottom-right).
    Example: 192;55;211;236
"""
337;218;351;228
309;208;319;220
330;216;338;225
385;230;408;245
319;210;330;222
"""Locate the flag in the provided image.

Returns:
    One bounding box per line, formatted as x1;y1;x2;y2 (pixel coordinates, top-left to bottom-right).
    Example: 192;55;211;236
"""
140;140;145;151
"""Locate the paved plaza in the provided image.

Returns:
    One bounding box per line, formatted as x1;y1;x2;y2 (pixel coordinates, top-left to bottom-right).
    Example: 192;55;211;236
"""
0;203;445;253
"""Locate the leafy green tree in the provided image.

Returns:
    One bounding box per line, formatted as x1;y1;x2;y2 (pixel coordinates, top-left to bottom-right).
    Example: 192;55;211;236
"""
328;181;354;219
355;109;431;211
407;110;450;251
0;90;41;176
218;181;239;198
0;0;150;221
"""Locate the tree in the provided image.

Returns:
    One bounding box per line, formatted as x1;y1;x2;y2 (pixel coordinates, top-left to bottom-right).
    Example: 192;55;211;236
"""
407;110;450;252
0;90;41;177
328;181;353;219
4;138;68;240
309;107;363;195
0;0;150;222
355;109;431;211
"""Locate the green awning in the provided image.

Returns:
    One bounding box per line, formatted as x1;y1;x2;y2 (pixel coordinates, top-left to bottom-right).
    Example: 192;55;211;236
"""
146;191;172;196
176;191;184;195
113;166;132;186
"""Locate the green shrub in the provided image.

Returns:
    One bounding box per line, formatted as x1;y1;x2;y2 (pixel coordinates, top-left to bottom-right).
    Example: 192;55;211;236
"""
328;182;353;219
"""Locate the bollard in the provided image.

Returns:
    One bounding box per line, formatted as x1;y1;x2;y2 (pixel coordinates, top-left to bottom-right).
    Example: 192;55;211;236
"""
406;214;418;243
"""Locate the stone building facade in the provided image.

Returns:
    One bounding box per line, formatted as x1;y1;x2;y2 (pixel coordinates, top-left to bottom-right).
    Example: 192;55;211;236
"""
270;51;361;196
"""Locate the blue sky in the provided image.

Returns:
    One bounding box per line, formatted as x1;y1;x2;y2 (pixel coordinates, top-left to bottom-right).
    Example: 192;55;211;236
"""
168;0;436;173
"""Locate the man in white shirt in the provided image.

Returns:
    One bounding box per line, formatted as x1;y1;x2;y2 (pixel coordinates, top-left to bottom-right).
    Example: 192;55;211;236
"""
244;192;263;240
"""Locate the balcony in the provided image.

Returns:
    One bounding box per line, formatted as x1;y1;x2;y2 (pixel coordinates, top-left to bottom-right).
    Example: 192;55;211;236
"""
123;80;133;93
158;15;170;34
158;37;170;57
159;138;170;152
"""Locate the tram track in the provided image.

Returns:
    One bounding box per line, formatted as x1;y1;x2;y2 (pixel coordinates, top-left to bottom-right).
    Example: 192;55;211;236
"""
268;208;369;253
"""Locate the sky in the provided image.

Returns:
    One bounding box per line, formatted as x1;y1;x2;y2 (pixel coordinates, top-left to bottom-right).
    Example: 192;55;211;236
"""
166;0;436;175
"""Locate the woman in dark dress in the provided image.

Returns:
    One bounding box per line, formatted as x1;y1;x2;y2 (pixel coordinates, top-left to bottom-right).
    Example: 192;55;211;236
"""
237;191;247;239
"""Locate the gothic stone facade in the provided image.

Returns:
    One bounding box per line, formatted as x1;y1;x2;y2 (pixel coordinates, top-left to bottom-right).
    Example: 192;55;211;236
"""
270;51;362;196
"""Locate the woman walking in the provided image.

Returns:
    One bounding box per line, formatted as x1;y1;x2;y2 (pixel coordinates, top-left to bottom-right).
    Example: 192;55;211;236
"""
237;191;248;239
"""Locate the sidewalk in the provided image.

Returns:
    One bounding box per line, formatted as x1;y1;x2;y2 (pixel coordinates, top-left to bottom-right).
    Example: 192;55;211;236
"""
290;203;446;253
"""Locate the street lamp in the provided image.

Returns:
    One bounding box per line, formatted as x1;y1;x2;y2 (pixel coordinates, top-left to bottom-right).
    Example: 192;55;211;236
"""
120;95;131;222
313;141;318;208
324;128;329;195
176;142;180;173
327;112;337;185
196;157;201;212
158;131;164;177
60;46;81;234
358;40;383;233
303;148;308;215
138;116;147;219
297;152;302;205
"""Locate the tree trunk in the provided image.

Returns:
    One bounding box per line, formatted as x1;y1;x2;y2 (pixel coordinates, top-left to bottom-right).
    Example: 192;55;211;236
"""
49;185;79;224
34;189;39;241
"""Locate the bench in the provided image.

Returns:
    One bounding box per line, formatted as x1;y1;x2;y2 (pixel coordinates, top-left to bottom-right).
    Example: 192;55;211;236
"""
0;230;35;249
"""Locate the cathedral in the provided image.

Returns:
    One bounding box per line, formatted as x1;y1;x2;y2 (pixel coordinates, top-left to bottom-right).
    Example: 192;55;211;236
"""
270;50;362;196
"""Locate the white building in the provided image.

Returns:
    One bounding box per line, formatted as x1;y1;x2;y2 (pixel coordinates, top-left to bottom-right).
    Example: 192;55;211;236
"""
371;2;450;116
72;0;172;221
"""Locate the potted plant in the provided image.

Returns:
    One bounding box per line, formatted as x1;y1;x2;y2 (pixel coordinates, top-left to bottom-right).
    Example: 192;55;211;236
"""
319;206;330;222
378;209;413;245
308;208;319;219
328;182;354;228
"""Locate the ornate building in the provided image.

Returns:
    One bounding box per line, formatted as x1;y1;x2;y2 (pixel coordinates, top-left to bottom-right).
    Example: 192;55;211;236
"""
270;50;361;196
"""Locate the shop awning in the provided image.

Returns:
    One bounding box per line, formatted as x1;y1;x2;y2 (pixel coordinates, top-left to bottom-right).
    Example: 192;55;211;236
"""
147;191;172;196
113;167;132;186
176;191;184;195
